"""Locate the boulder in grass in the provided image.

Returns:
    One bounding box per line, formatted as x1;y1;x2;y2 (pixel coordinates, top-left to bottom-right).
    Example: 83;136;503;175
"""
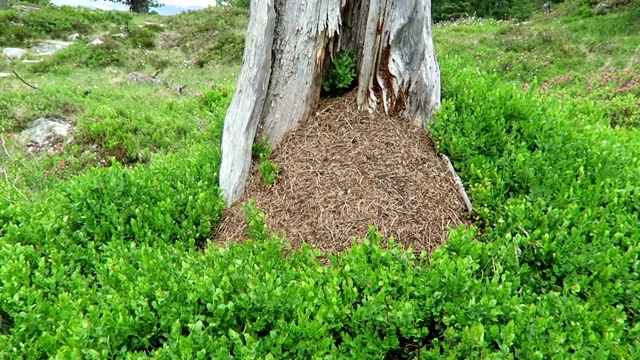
18;118;72;154
2;48;27;60
31;40;73;56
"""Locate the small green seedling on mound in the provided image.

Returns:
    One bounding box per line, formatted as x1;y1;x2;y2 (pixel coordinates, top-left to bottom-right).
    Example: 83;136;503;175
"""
322;50;357;96
252;138;279;186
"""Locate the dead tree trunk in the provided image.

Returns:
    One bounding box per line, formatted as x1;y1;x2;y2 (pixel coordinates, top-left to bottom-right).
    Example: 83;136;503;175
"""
129;0;149;14
0;0;8;10
220;0;441;206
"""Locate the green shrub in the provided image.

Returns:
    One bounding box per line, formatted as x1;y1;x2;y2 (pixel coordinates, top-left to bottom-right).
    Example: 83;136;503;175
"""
322;50;357;95
167;6;248;67
127;27;158;50
537;68;640;128
258;159;279;186
0;85;80;132
3;3;640;358
429;52;640;357
251;138;271;159
0;199;445;358
30;39;124;72
2;51;640;358
252;138;279;186
0;10;31;46
0;5;133;47
212;32;245;64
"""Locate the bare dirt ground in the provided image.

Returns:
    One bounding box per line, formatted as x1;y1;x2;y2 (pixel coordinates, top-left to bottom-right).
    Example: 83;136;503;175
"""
212;92;470;254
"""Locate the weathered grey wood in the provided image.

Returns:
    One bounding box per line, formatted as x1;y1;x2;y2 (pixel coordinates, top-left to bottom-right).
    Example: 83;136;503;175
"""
0;0;8;10
357;0;441;128
441;154;473;213
258;0;343;146
219;0;441;206
219;0;276;206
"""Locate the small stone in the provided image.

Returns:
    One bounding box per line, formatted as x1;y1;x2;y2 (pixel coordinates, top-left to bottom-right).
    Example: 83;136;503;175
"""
31;40;73;56
3;48;27;59
68;33;80;41
18;118;71;146
89;38;104;46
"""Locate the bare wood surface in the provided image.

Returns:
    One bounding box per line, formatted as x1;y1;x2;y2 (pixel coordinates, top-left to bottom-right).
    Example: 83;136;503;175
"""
219;0;276;206
219;0;442;207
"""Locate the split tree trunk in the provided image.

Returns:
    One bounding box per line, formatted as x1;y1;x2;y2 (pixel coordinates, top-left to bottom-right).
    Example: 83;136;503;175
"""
220;0;441;206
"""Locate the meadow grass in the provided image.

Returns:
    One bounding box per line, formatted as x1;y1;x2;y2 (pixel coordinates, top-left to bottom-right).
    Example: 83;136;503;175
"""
1;1;640;358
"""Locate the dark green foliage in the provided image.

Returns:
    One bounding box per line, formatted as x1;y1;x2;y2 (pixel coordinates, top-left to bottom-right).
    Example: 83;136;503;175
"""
432;0;564;21
212;32;245;64
228;0;250;9
13;0;50;5
166;6;248;67
322;50;357;96
127;26;160;49
2;1;640;358
0;310;13;336
429;52;640;356
252;139;279;186
30;38;124;72
251;138;271;159
0;5;132;47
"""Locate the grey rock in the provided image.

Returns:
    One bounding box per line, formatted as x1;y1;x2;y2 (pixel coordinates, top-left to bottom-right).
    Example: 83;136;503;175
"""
594;2;611;14
31;40;73;56
89;38;104;46
12;4;40;11
3;48;27;59
19;118;71;146
68;33;80;40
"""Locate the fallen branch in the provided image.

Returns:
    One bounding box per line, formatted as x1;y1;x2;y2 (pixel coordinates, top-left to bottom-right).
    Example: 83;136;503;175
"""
12;69;39;90
150;68;163;79
176;83;187;94
440;154;473;213
125;71;188;96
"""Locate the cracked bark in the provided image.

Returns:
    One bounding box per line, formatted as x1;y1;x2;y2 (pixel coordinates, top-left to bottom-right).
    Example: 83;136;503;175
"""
220;0;441;206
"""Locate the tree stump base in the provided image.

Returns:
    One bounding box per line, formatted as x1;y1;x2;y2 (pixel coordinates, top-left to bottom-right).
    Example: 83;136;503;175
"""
212;92;470;254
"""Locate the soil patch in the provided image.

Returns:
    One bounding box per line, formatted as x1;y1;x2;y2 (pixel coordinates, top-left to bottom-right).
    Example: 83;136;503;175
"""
213;92;470;253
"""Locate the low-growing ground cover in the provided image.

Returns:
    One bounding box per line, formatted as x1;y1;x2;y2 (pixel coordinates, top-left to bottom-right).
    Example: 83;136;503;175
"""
0;3;243;201
1;0;640;358
436;0;640;128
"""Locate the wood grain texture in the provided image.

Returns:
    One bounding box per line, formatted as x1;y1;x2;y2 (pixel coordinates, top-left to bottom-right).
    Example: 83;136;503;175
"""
219;0;276;206
220;0;441;206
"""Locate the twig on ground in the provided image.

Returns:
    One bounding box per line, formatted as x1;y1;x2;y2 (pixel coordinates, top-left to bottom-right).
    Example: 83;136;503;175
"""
11;69;39;90
440;154;473;213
